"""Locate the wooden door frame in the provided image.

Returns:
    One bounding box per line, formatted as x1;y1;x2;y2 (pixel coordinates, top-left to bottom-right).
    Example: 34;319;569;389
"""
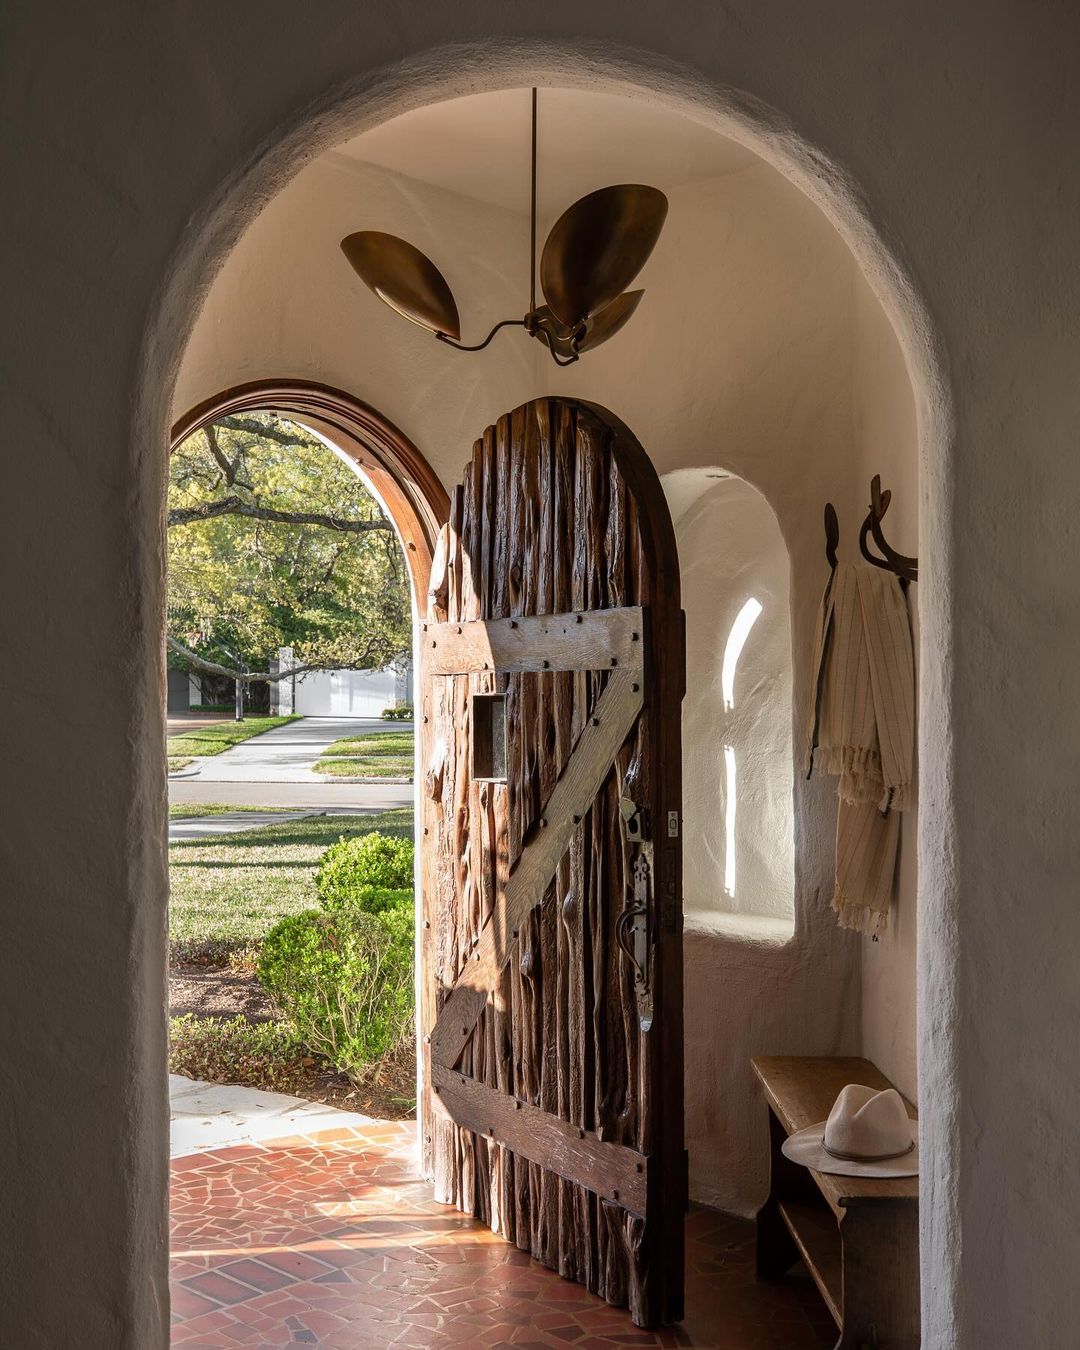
170;379;450;606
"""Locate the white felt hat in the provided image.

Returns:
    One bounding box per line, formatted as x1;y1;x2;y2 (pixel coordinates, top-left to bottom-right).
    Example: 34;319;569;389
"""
781;1083;919;1178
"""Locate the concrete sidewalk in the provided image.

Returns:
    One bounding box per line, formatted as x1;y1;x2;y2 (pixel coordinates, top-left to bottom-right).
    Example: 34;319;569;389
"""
170;1074;381;1158
168;810;316;842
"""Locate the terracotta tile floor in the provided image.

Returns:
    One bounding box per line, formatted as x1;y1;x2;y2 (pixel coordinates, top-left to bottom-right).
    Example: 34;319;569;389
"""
170;1121;834;1348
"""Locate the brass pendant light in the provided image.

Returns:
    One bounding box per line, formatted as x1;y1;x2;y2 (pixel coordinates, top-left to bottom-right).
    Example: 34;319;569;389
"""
341;90;667;366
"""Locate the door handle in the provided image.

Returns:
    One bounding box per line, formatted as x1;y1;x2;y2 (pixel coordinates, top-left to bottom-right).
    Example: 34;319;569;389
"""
616;851;654;1031
615;903;647;980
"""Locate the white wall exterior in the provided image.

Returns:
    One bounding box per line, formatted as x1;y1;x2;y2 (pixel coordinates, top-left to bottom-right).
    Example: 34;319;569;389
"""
5;9;1080;1348
292;667;402;717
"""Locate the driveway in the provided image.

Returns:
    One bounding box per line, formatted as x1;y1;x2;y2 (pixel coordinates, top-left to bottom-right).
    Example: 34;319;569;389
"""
182;716;409;784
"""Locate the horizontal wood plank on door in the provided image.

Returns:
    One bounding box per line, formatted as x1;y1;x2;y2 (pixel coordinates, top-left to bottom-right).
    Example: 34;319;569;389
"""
431;1064;648;1216
424;606;645;676
430;667;644;1072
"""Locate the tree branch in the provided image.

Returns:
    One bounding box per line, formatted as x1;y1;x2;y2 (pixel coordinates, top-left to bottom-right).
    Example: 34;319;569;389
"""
215;415;311;447
166;635;380;684
203;425;238;487
168;495;394;533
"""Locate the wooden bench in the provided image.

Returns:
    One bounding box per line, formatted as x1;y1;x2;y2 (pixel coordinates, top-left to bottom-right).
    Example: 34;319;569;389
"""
752;1056;919;1349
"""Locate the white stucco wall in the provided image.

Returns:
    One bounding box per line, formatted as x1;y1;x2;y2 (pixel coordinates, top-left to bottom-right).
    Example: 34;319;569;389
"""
5;9;1079;1348
173;154;537;474
853;276;921;1104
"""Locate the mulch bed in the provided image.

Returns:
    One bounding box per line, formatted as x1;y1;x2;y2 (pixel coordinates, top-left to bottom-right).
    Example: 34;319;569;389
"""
170;964;276;1022
168;963;416;1121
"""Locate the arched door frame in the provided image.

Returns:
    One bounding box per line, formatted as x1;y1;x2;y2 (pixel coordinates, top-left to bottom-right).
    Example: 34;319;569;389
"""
170;379;450;604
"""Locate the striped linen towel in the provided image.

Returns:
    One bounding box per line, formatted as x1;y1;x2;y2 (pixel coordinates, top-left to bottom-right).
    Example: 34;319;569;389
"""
806;563;915;934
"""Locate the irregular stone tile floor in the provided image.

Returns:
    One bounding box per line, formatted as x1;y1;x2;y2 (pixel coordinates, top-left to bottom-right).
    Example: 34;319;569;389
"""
170;1120;835;1348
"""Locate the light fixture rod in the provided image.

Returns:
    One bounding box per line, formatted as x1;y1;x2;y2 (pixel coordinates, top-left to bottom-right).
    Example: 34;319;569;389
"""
436;317;527;353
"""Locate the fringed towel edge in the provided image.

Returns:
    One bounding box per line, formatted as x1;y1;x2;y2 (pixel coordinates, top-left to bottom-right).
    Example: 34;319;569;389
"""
832;889;890;937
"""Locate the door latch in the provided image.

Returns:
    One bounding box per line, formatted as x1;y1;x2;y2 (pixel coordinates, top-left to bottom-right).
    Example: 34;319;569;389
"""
615;850;654;1031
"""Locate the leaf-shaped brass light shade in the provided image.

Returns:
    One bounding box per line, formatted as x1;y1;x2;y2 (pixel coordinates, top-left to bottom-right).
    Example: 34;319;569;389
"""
341;231;461;340
540;185;667;329
576;290;645;353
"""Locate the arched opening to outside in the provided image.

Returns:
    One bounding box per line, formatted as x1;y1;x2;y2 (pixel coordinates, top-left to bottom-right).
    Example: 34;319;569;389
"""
166;384;446;1140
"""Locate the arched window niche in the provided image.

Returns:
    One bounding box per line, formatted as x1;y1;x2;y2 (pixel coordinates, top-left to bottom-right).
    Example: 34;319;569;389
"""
663;467;795;938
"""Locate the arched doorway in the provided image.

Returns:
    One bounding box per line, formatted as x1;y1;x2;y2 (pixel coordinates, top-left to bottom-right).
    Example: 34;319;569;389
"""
169;377;448;1113
163;75;935;1341
136;50;952;1350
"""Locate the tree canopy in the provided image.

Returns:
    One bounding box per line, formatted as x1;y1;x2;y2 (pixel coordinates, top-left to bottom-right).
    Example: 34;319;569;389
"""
168;413;410;684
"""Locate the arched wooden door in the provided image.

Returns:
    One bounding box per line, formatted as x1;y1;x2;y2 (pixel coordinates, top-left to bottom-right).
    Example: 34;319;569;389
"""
419;398;685;1327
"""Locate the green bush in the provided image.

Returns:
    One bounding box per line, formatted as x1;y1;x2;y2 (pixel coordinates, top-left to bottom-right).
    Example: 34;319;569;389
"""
257;906;413;1080
381;704;413;720
315;831;414;908
345;885;413;915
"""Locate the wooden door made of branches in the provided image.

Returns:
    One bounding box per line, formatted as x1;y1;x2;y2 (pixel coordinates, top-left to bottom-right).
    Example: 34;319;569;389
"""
419;397;685;1327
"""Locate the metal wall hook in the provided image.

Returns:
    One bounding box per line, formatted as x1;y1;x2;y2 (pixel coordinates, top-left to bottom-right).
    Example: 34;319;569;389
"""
859;474;918;584
824;502;840;570
823;476;918;585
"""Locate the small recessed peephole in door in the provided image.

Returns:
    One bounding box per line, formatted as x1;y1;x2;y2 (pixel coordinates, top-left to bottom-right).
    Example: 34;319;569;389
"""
472;693;507;782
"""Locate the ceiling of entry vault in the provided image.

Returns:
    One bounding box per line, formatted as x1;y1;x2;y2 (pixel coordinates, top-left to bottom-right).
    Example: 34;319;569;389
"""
332;88;758;217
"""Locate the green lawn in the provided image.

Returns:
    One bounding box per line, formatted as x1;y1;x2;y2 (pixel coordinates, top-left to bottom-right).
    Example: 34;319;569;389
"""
168;802;296;820
168;807;413;963
166;714;300;761
168;757;194;774
313;729;414;779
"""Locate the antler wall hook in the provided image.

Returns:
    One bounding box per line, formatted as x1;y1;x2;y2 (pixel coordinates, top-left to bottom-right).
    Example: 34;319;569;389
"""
823;476;918;585
859;474;918;584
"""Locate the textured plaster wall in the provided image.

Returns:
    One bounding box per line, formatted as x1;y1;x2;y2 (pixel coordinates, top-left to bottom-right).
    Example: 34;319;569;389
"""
173;154;537;477
854;279;921;1103
4;5;1080;1347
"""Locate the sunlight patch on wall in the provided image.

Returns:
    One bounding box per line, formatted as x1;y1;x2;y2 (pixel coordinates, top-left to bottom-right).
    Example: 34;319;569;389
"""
721;598;762;712
721;598;762;897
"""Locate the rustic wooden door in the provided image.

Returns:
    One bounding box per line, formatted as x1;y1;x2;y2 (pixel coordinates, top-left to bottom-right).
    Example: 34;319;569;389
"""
419;397;685;1327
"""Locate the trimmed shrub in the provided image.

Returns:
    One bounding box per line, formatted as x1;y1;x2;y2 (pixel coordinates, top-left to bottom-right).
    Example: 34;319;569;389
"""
257;906;413;1080
381;704;413;720
315;831;414;908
